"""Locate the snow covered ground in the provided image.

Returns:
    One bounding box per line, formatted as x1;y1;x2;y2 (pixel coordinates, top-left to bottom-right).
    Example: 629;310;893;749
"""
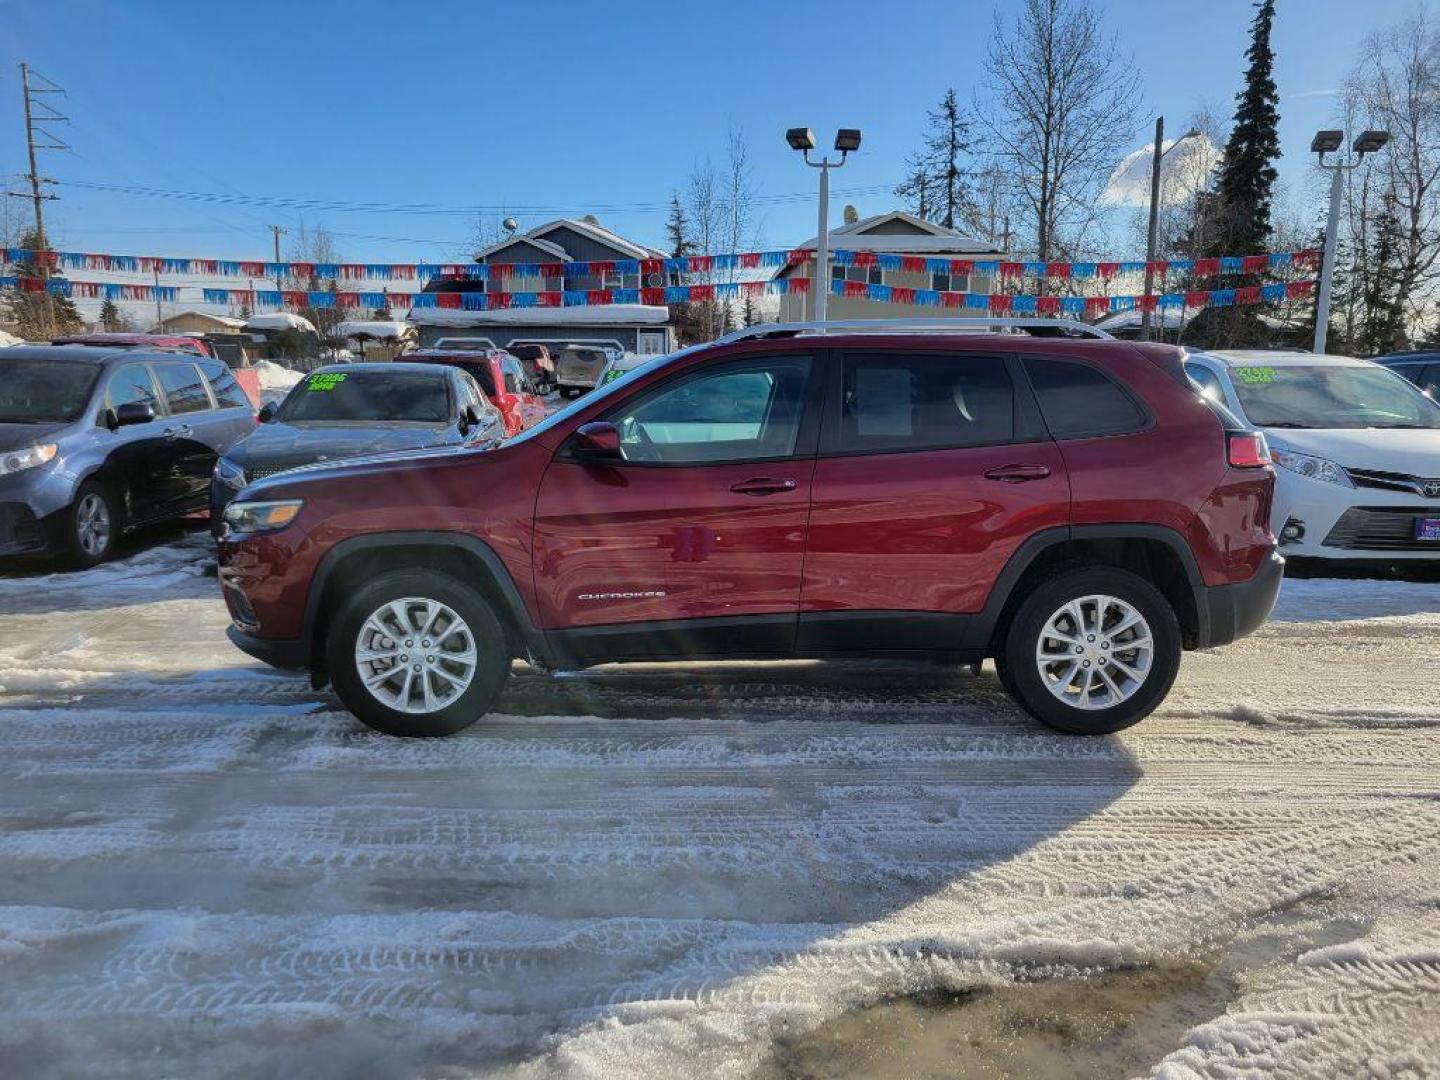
1;535;1438;1078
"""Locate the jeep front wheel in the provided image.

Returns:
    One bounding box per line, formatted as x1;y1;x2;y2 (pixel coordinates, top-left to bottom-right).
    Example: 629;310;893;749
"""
1002;567;1181;735
325;570;511;737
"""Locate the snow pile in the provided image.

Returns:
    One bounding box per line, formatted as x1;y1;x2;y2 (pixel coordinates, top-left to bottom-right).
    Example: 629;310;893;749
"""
244;312;318;333
0;329;24;347
252;359;303;392
333;320;413;341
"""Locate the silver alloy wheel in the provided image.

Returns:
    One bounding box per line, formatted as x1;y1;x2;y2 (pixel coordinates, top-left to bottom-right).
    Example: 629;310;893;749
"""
75;492;111;556
1034;594;1153;711
353;597;479;715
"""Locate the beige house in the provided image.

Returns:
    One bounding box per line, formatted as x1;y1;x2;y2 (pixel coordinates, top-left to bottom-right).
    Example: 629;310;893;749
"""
151;310;247;336
774;211;1008;322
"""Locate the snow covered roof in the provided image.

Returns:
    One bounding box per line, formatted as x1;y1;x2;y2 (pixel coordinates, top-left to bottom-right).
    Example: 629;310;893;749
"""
406;304;670;328
789;210;1007;256
333;320;415;341
159;309;245;330
473;234;571;263
528;218;661;260
1093;308;1189;332
1100;134;1222;208
244;312;318;333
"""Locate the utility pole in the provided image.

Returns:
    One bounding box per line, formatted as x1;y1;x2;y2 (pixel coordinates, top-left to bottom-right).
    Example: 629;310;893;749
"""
1141;120;1201;341
268;225;287;298
11;63;68;336
152;266;163;329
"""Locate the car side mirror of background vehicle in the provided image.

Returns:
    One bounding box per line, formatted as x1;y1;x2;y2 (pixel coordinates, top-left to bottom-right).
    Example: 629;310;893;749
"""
257;402;277;423
572;421;621;458
112;401;156;428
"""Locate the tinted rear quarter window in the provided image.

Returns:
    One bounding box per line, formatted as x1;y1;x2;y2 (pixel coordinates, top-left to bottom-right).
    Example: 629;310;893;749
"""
1025;357;1148;439
838;352;1015;453
153;362;213;415
199;359;250;409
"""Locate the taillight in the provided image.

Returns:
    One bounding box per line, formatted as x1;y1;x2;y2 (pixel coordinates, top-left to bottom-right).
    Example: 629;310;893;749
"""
1228;431;1271;468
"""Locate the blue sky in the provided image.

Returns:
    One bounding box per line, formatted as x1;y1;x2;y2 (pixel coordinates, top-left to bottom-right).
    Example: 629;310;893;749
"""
0;0;1424;266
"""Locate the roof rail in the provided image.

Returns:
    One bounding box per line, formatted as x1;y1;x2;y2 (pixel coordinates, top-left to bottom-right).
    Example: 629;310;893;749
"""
715;317;1114;344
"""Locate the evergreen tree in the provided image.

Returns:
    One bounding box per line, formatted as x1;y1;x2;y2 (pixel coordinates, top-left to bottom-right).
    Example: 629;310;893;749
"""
98;297;124;332
1356;194;1407;355
894;89;974;230
1208;0;1281;255
5;227;83;338
665;194;694;257
664;191;708;343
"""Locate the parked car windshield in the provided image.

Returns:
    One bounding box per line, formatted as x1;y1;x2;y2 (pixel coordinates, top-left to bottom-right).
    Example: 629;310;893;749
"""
0;358;101;423
1228;363;1440;429
277;370;451;423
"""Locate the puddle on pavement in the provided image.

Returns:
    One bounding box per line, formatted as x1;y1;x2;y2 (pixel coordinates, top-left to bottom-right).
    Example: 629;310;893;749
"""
754;960;1233;1080
756;909;1368;1080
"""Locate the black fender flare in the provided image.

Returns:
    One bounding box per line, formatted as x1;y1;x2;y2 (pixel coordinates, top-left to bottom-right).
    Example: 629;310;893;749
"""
964;523;1208;652
302;531;549;665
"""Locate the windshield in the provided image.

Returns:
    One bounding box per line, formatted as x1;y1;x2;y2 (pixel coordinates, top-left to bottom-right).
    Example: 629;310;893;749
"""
1228;363;1440;429
506;349;680;446
0;359;100;423
277;370;451;423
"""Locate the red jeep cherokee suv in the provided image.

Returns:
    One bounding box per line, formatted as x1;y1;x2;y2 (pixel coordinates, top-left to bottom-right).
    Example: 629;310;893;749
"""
217;321;1282;738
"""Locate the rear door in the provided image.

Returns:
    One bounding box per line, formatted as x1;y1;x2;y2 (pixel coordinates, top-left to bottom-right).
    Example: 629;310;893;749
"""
798;348;1069;652
196;358;257;454
532;352;821;656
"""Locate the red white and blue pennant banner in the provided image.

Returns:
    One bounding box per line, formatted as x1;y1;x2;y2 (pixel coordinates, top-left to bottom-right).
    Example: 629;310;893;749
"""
2;245;1321;283
1;273;1314;314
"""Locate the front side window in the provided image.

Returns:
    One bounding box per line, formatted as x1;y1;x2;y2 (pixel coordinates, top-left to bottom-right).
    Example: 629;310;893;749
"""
199;358;250;409
607;357;811;464
1026;358;1148;439
1226;363;1440;430
839;353;1014;453
104;364;161;413
154;362;212;416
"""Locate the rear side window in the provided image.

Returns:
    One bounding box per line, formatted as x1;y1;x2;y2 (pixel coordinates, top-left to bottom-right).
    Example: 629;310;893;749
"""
839;353;1014;453
1419;365;1440;398
1025;358;1147;439
105;364;162;411
153;362;212;415
199;358;250;409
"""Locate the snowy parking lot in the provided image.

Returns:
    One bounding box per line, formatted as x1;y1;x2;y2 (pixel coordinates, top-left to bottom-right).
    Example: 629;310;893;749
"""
1;531;1438;1078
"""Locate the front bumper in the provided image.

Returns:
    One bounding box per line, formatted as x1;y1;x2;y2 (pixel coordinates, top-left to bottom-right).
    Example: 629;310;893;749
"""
1194;549;1285;648
1273;476;1440;560
226;625;309;670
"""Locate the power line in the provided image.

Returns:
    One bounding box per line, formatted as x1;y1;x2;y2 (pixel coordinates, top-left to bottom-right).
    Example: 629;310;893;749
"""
51;177;900;218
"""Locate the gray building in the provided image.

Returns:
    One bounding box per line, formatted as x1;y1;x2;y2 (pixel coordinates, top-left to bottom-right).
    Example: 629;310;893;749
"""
411;218;674;355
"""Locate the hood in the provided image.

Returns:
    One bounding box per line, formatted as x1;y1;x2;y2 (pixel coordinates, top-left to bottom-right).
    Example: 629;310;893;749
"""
228;421;452;471
1264;426;1440;476
0;421;69;454
241;438;504;497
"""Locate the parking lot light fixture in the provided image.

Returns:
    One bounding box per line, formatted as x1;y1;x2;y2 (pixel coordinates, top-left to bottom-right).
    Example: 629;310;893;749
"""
788;126;862;322
1313;128;1391;354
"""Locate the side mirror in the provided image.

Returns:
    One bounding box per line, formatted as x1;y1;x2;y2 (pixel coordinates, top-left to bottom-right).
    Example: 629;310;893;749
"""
113;401;156;428
257;401;277;423
572;421;621;458
460;403;482;433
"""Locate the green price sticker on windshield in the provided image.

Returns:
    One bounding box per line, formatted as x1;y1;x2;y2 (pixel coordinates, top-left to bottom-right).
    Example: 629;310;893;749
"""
1234;366;1276;385
307;372;347;392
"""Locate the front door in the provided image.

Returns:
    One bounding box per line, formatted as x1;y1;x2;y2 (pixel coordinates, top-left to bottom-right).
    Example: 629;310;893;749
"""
151;360;221;512
798;349;1069;651
532;353;820;660
99;362;169;523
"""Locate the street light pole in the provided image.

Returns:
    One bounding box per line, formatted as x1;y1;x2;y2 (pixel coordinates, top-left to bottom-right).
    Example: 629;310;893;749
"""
1311;129;1390;355
788;128;861;323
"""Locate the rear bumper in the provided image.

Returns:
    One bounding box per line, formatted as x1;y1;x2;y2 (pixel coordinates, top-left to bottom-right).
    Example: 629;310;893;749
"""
1193;549;1285;648
226;625;309;670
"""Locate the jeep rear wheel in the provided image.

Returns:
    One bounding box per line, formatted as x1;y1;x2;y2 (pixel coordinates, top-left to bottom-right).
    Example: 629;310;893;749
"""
325;570;511;737
1002;567;1181;735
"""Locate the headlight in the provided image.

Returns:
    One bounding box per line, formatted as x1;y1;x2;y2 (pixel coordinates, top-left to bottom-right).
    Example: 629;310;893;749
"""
222;499;304;536
215;457;247;488
0;443;58;477
1270;445;1353;487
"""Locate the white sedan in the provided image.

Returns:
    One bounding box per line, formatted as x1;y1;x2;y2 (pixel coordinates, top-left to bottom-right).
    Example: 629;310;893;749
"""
1184;349;1440;564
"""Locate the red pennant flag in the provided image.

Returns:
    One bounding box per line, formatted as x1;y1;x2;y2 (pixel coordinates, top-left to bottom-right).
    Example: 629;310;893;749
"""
1286;280;1315;298
999;262;1024;278
688;256;713;275
537;291;562;307
1045;262;1071;279
741;280;766;297
690;284;715;302
1185;290;1211;307
739;252;761;270
240;261;265;277
941;290;966;308
950;260;974;276
641;259;663;278
843;280;867;298
1085;296;1109;315
641;287;666;305
587;289;612;306
789;277;811;294
900;256;926;274
436;292;462;309
890;287;917;306
590;261;615;278
1098;262;1120;278
851;251;877;268
988;293;1013;312
1235;285;1261;305
787;249;811;264
1193;258;1220;277
335;292;360;307
282;290;306;306
1241;255;1268;274
1135;294;1158;311
1036;295;1062;315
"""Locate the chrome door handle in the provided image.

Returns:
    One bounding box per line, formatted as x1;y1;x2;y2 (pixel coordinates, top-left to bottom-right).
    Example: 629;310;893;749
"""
984;464;1052;483
730;477;798;496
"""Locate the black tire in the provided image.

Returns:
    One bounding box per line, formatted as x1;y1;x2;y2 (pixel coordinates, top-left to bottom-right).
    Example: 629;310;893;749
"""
1001;566;1181;735
65;478;119;568
325;569;511;737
